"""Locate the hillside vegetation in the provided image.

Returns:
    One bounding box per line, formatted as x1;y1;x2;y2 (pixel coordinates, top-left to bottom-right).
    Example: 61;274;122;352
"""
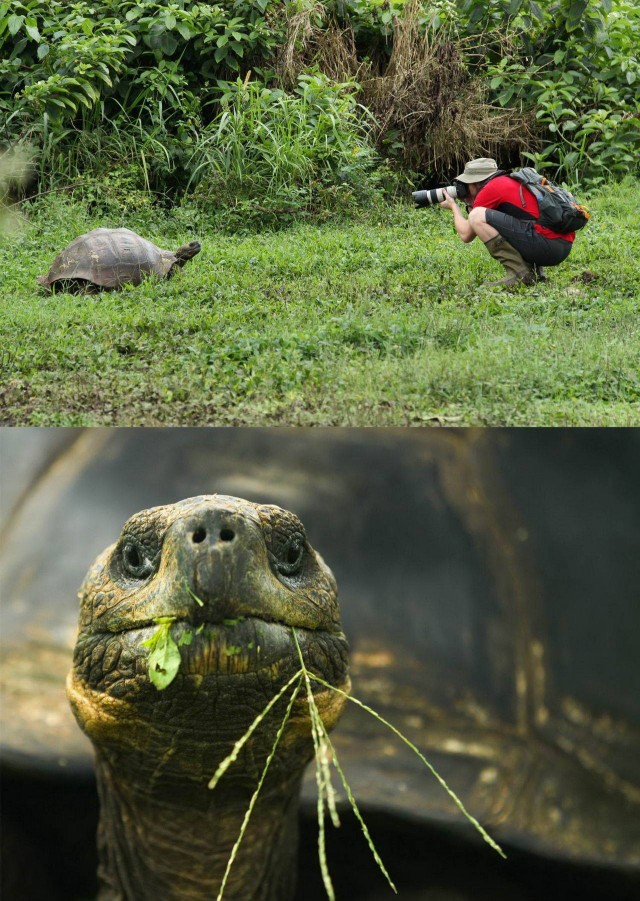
2;1;638;210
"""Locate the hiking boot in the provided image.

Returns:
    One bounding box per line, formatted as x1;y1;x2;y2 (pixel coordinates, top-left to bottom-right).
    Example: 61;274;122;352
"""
533;263;548;283
482;235;536;288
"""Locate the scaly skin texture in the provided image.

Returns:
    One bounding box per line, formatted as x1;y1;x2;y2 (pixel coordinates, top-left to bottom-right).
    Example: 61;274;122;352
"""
67;495;350;901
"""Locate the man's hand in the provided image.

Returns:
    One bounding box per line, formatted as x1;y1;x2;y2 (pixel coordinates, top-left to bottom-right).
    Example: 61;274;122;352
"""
438;193;475;242
439;194;457;211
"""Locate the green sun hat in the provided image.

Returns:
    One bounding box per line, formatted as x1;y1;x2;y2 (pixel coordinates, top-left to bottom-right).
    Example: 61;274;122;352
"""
456;157;499;183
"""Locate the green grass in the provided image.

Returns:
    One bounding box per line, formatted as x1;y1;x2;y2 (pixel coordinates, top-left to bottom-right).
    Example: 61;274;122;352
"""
1;179;639;425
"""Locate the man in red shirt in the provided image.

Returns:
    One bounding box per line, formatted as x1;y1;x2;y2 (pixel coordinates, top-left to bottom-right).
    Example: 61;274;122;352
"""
438;157;575;287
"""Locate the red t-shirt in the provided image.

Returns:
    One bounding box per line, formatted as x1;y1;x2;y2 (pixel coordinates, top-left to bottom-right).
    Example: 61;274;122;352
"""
473;175;575;242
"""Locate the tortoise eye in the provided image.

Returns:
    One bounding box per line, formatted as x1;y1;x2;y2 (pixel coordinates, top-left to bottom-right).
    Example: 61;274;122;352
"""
276;536;304;576
124;543;141;568
122;538;155;579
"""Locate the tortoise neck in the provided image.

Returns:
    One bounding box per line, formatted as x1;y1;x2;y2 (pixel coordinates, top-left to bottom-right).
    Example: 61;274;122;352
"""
94;752;302;901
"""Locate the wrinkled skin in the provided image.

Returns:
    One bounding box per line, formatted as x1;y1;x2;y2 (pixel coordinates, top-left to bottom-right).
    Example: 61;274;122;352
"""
67;496;350;901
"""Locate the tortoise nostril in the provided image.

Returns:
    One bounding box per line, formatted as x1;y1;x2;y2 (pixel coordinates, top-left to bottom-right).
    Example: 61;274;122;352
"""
192;527;207;544
219;528;235;542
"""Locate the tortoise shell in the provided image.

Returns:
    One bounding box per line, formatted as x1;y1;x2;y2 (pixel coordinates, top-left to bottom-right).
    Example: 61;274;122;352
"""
36;227;201;291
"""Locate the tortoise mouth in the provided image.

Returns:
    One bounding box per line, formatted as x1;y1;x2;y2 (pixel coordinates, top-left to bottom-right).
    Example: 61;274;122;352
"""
116;612;303;638
131;616;302;678
75;618;348;691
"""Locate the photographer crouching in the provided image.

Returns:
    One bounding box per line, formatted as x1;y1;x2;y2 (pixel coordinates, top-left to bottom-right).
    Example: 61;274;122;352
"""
419;158;576;288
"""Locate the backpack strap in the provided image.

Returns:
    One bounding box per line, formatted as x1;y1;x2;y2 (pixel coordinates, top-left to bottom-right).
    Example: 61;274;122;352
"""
510;170;532;211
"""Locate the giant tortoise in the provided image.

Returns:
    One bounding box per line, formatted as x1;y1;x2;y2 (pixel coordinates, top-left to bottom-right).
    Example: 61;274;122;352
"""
37;227;201;293
1;429;639;900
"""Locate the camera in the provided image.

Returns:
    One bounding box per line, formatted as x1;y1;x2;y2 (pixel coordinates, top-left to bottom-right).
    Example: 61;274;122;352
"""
412;181;469;207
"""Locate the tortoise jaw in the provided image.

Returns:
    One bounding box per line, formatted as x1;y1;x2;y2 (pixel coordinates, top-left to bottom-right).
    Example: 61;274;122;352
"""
131;616;299;679
74;617;349;693
162;617;297;679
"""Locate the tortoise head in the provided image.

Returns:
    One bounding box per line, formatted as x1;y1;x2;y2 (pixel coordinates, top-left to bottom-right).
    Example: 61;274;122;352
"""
174;240;201;266
67;495;349;784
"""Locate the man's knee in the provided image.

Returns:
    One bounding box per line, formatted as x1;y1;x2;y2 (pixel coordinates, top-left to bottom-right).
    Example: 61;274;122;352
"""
468;207;487;229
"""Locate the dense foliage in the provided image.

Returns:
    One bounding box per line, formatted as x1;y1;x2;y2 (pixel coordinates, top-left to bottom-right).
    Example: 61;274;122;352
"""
1;1;286;204
473;0;640;184
0;0;638;209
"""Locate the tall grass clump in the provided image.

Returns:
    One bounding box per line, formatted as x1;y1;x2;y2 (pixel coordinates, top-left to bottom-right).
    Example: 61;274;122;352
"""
187;72;383;226
30;101;207;213
357;0;532;175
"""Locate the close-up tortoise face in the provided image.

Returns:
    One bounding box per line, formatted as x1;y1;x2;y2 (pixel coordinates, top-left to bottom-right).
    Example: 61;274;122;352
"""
3;432;640;901
66;495;350;901
70;495;347;698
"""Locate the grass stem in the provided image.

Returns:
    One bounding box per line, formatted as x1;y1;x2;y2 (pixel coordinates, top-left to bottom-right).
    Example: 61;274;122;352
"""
210;627;506;900
292;628;396;893
215;678;302;901
208;668;303;790
307;672;506;859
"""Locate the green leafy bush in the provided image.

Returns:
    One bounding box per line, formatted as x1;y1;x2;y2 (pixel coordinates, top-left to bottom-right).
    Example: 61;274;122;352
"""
188;72;381;225
475;0;640;184
0;0;279;139
1;1;135;133
0;0;637;207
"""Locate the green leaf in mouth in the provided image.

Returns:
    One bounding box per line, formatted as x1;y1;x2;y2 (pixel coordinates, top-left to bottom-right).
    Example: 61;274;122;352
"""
178;630;193;647
140;617;181;689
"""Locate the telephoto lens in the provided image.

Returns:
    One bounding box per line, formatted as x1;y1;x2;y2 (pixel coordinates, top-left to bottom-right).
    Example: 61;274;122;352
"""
412;182;468;207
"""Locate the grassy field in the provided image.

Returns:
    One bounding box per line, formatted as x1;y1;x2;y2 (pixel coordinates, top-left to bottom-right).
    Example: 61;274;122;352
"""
1;180;639;425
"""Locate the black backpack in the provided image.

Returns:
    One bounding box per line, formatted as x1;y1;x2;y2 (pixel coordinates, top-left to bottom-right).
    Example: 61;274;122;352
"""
509;167;590;233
